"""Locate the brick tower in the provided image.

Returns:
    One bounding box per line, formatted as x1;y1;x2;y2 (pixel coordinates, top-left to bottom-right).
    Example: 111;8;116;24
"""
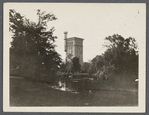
64;32;84;66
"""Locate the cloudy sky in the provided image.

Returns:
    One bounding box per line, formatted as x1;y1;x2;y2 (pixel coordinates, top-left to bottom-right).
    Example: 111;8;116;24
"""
9;3;146;62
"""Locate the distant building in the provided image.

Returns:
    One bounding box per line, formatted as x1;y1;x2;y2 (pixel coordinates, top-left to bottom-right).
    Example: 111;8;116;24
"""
64;32;84;66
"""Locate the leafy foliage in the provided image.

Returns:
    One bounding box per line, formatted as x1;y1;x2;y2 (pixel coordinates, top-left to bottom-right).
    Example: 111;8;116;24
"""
59;62;67;72
10;9;62;77
81;62;90;73
103;34;138;73
72;57;81;73
87;34;138;79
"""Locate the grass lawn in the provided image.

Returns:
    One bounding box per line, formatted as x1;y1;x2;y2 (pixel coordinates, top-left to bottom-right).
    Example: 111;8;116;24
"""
10;73;138;106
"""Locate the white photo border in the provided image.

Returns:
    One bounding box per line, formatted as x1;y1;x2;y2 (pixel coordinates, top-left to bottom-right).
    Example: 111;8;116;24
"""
3;3;146;112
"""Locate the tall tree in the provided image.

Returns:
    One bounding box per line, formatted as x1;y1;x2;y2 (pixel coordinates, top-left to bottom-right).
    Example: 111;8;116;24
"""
103;34;138;73
72;57;81;73
9;9;62;77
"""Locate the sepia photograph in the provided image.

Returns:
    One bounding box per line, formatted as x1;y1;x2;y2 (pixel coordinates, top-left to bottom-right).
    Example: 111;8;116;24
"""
3;3;146;112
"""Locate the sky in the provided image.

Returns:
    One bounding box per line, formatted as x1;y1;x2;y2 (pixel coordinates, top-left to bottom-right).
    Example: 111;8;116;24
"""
9;3;146;62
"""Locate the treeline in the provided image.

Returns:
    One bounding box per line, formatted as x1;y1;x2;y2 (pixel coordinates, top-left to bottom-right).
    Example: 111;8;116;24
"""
10;10;138;80
10;9;62;79
82;34;138;79
60;56;81;74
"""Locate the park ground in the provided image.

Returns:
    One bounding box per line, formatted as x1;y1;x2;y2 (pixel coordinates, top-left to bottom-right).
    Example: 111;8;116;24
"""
10;74;138;106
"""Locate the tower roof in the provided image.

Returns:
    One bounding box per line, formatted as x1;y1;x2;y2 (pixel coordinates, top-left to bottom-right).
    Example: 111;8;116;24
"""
67;37;84;41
